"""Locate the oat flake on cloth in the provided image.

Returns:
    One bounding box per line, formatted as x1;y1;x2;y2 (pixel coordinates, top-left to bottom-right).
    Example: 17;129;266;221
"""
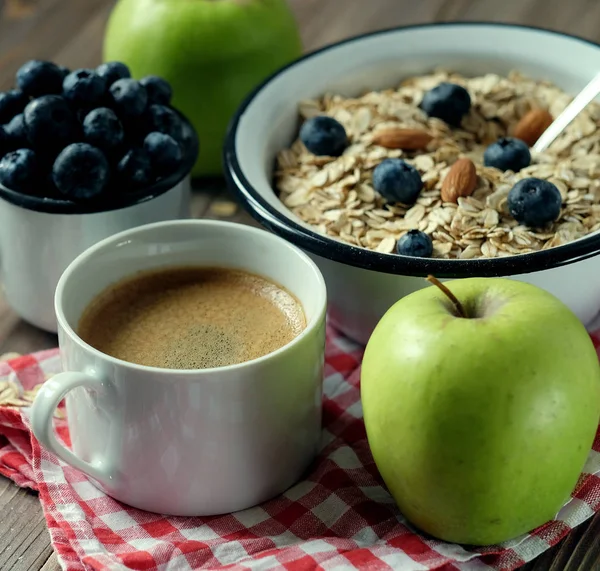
1;325;600;571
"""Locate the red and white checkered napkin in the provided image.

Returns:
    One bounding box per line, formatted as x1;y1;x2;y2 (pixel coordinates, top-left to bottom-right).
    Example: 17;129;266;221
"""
2;326;600;571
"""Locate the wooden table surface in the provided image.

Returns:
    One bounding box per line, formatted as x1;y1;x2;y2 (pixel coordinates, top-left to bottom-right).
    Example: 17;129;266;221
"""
2;0;600;569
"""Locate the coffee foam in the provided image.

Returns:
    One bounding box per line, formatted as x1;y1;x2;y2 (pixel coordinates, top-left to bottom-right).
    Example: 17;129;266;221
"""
78;266;306;369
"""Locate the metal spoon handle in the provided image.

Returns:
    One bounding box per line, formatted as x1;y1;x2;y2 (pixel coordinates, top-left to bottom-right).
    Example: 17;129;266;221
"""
533;71;600;153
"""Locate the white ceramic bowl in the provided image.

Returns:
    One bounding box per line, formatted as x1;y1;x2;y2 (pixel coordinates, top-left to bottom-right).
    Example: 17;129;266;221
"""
225;22;600;345
0;112;198;333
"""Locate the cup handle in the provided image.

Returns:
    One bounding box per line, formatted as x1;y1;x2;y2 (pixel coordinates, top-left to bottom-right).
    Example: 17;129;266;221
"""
30;371;113;482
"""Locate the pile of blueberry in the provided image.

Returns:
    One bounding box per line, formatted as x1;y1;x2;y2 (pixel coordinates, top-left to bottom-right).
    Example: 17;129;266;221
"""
0;60;193;202
298;81;563;258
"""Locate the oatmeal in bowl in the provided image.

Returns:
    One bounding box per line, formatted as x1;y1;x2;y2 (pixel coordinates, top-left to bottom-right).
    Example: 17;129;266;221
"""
276;69;600;260
225;23;600;343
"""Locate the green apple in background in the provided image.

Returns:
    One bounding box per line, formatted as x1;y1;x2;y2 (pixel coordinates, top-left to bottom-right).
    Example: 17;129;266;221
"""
361;277;600;546
103;0;302;177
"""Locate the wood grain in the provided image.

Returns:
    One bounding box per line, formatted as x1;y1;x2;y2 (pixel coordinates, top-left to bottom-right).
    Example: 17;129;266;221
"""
1;0;600;569
0;477;57;570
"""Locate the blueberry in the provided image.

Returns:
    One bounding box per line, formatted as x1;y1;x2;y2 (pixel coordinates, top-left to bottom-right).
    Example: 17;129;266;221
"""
82;107;124;152
484;137;531;172
119;115;149;146
143;132;182;176
76;108;88;124
0;149;39;192
24;95;79;152
52;143;109;200
139;75;172;105
0;128;8;155
96;62;130;86
117;148;154;188
396;229;433;257
4;113;27;149
420;82;471;127
58;65;70;79
372;158;423;204
177;121;198;158
0;90;29;123
109;79;148;117
16;60;64;96
145;104;184;142
507;177;562;227
299;116;347;156
63;69;107;108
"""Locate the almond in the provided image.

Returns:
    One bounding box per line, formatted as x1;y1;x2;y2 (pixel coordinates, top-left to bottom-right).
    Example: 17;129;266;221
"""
372;128;433;150
441;158;477;203
513;108;553;146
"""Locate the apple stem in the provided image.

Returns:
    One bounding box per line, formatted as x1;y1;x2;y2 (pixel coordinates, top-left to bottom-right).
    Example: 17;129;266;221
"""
426;275;467;318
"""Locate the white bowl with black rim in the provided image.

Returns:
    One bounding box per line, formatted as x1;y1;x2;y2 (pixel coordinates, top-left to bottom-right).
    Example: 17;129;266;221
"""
0;112;198;333
224;22;600;345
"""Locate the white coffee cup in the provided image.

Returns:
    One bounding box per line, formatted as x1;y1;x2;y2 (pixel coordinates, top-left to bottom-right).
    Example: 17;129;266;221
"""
30;219;327;516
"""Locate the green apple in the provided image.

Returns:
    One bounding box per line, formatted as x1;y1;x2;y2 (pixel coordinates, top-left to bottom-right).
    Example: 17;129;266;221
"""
361;277;600;545
103;0;302;177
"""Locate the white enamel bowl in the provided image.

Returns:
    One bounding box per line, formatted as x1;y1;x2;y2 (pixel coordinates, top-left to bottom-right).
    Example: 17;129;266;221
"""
225;23;600;344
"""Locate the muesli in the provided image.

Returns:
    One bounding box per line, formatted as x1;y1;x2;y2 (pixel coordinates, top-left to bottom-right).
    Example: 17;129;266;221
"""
275;70;600;259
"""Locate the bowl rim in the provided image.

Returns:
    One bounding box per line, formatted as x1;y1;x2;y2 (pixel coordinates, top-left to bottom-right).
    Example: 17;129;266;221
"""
224;20;600;278
0;107;199;215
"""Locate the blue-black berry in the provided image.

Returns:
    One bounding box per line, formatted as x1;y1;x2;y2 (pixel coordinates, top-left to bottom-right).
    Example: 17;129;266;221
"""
117;148;154;188
0;149;39;192
145;104;184;142
140;76;172;105
372;158;423;204
143;132;182;176
24;95;79;152
52;143;109;200
0;90;28;124
82;107;124;152
420;82;471;127
118;114;148;146
58;65;70;79
483;137;531;172
63;69;107;109
96;62;130;86
109;79;148;117
507;177;562;227
16;60;64;96
4;114;27;150
0;128;8;155
396;230;433;257
299;116;347;156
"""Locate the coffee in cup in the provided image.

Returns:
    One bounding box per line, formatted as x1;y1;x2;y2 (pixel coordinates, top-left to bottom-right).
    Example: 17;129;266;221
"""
78;266;306;369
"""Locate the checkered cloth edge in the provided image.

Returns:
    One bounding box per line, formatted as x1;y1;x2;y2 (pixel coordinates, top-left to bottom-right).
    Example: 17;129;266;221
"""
1;326;600;571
